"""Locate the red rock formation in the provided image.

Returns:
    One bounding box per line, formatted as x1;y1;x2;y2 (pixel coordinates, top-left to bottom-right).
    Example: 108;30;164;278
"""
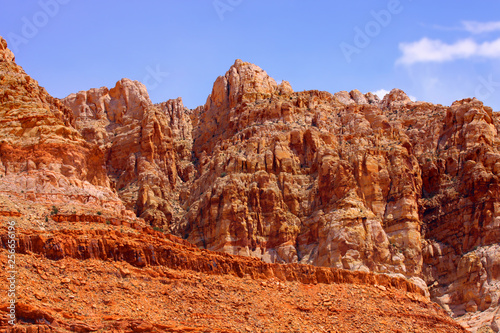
181;60;500;331
0;36;130;220
1;228;424;293
1;35;499;331
184;61;424;278
62;82;193;229
0;236;466;332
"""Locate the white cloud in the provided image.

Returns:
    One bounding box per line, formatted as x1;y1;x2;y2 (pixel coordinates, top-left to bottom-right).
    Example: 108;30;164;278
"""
396;37;500;65
372;89;390;99
429;21;500;34
462;21;500;34
409;95;417;102
478;38;500;57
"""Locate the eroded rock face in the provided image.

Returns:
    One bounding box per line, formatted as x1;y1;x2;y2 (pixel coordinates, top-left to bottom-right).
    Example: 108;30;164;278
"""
2;35;499;331
184;62;425;278
0;36;129;218
62;82;193;229
180;61;500;331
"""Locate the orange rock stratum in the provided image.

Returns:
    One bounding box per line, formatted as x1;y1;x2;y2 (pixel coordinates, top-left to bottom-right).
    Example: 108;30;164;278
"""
0;36;498;332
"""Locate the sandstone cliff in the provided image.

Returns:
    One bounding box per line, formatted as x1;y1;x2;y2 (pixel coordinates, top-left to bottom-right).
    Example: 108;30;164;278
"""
0;37;133;224
179;61;500;331
61;81;193;230
1;36;499;332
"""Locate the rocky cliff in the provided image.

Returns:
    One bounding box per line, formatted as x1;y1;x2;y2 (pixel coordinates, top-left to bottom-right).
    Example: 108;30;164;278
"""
1;36;499;332
62;82;193;229
0;37;134;223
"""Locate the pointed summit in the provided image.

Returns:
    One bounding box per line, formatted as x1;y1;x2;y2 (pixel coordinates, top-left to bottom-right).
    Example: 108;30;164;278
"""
381;88;413;109
206;59;279;110
0;37;15;63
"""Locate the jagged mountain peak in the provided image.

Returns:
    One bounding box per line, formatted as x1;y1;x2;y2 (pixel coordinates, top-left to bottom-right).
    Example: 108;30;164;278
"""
206;59;279;110
0;36;15;63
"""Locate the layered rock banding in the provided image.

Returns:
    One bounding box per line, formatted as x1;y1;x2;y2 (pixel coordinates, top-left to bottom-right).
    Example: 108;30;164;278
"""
1;36;499;332
0;230;466;332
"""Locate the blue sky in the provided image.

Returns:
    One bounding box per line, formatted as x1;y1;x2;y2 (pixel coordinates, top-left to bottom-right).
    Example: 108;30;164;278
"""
1;0;499;110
